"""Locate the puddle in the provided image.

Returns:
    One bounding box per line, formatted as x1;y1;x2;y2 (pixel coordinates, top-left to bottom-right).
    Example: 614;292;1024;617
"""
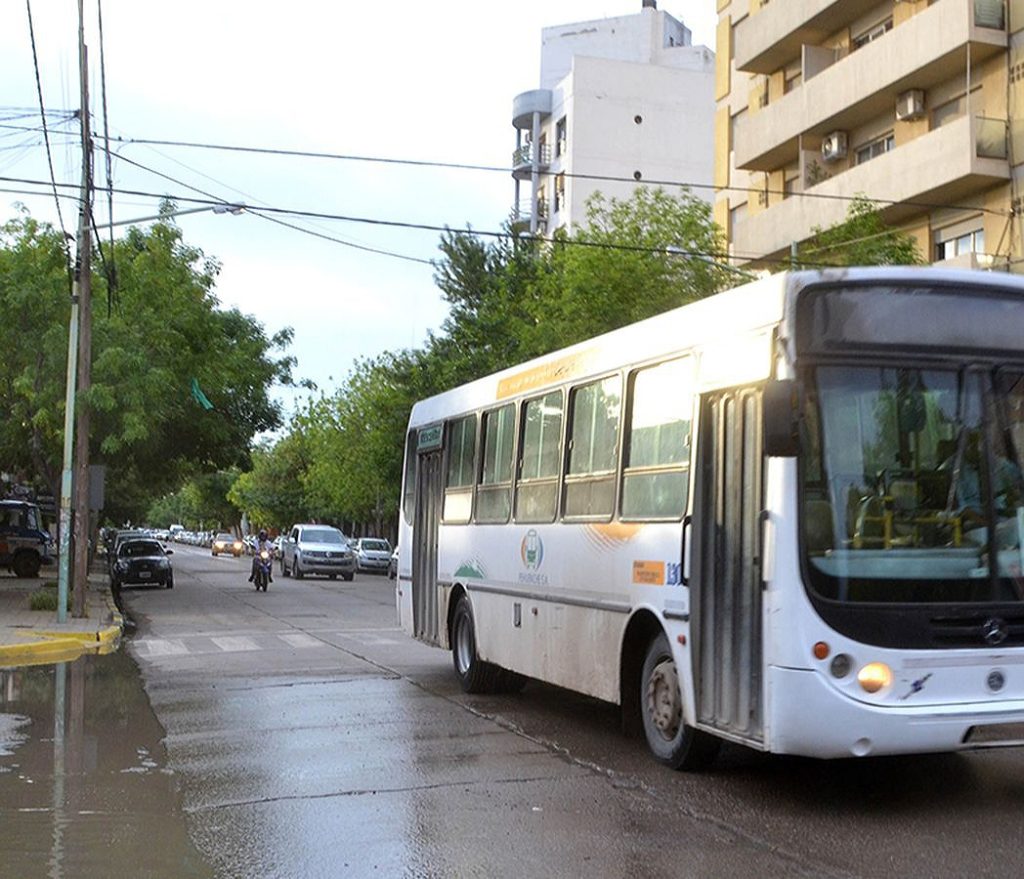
0;651;213;878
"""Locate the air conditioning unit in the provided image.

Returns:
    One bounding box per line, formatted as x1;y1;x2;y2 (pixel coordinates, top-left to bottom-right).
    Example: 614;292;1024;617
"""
821;131;848;162
896;89;926;121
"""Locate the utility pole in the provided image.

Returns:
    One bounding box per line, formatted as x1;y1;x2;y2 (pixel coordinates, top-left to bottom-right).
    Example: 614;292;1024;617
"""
58;1;93;622
72;1;93;618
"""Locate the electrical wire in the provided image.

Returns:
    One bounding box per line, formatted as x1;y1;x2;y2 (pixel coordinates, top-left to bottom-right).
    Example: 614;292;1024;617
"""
3;119;1013;223
23;0;72;276
96;0;117;313
102;133;1012;219
2;174;790;268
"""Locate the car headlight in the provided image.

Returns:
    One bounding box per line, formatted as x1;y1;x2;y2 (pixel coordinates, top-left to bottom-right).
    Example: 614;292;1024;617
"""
857;662;893;694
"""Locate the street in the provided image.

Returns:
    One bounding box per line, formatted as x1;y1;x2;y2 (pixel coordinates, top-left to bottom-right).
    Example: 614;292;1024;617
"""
4;548;1024;877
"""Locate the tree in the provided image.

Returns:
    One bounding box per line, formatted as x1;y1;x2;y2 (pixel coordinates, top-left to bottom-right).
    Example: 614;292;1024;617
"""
227;433;312;531
796;195;923;267
0;210;296;523
529;187;736;350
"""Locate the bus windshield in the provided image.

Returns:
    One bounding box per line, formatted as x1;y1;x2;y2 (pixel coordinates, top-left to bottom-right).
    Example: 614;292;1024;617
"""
802;365;1024;603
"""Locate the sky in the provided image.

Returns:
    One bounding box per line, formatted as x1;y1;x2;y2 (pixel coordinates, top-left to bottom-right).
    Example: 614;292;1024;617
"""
0;1;717;418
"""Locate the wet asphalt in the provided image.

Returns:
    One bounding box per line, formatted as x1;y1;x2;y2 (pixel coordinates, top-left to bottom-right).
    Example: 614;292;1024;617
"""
4;548;1024;877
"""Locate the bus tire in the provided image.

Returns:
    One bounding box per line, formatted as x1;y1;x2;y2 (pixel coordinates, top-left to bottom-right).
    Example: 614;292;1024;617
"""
498;669;527;694
640;633;720;771
451;595;498;693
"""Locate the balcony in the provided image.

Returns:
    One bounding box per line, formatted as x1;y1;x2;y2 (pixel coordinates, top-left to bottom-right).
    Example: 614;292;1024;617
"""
512;89;552;130
734;0;1007;172
510;197;549;234
733;114;1009;259
735;0;878;74
512;143;553;180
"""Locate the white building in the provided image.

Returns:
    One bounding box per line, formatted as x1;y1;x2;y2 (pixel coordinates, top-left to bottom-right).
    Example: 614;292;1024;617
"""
511;1;715;236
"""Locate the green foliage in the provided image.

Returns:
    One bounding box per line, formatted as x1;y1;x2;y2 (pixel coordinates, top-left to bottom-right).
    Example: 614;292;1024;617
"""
530;187;735;350
0;210;296;523
227;186;735;536
30;586;71;612
797;195;923;267
227;433;312;530
146;469;241;530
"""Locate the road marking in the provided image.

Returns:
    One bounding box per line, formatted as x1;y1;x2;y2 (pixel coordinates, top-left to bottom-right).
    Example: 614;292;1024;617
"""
211;636;260;652
137;639;188;656
278;633;323;649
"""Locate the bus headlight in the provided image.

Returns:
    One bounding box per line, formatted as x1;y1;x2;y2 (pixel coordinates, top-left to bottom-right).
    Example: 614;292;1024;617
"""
857;662;893;694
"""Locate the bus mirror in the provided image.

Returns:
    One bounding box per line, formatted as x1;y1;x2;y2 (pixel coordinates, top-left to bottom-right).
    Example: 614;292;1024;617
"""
763;380;800;457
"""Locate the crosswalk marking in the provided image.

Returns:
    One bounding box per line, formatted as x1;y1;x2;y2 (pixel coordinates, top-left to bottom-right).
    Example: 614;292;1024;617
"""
210;636;259;652
140;639;189;656
132;628;407;661
279;633;322;649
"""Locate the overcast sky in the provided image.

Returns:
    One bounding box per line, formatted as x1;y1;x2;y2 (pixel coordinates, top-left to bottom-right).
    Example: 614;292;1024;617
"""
0;1;716;415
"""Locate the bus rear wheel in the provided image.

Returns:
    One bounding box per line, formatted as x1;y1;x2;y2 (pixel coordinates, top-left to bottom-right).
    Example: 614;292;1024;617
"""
640;633;720;771
451;595;500;693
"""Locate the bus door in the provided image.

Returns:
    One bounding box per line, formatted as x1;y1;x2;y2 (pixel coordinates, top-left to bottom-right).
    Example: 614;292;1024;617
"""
412;446;444;642
692;386;765;745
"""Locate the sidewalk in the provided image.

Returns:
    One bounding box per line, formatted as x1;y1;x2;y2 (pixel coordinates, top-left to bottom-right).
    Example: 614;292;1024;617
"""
0;564;123;667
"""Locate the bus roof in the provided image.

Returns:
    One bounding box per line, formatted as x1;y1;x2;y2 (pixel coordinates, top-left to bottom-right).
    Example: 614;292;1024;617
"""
407;267;1024;428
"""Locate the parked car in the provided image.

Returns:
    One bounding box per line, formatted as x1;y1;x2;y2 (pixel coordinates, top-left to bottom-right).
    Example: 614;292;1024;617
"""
388;545;398;580
212;533;244;557
355;537;392;574
110;538;174;589
280;524;356;581
0;499;52;578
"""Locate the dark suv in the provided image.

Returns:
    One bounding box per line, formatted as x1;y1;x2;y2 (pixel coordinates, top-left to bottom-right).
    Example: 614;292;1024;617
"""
0;500;52;578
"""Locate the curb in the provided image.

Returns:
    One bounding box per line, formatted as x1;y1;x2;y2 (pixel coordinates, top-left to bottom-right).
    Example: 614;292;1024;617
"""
0;584;124;668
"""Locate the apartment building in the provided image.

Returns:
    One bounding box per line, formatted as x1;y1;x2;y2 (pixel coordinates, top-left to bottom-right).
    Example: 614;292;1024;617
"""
512;2;715;236
714;0;1022;270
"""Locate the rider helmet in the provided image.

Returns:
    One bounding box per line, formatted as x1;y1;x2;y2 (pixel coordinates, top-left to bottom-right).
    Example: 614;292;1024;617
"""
258;529;267;541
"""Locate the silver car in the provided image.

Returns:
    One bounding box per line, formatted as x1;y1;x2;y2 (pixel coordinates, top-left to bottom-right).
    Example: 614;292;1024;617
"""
355;537;392;574
281;524;356;581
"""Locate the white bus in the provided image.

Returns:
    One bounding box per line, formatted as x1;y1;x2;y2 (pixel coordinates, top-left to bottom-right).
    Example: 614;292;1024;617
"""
395;268;1024;768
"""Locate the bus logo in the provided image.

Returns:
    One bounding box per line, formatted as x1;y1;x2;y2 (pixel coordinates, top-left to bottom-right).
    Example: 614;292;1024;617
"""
521;530;544;570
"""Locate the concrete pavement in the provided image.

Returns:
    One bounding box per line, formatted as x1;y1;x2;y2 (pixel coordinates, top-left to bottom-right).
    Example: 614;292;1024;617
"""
0;565;122;666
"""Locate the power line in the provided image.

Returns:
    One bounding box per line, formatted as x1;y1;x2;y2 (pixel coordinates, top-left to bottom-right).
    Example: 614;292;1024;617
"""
96;0;117;312
105;151;436;265
103;133;1012;219
0;174;796;267
23;0;71;272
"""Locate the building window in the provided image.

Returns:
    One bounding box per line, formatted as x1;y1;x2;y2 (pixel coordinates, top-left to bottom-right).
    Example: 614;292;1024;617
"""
554;174;565;214
935;228;985;262
852;18;892;50
555;116;567;157
855;132;895;165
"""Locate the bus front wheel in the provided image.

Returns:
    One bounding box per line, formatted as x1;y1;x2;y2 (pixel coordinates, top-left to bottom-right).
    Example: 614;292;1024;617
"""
451;595;498;693
640;633;720;771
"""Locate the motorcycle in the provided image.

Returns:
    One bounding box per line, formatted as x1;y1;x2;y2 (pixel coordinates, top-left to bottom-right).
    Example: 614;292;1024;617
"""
254;548;273;592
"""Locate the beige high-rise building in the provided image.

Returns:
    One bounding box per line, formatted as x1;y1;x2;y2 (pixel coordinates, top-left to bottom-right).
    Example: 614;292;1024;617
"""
713;0;1023;271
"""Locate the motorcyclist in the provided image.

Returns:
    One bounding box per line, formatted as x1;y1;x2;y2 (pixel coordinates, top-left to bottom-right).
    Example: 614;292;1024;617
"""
248;529;274;583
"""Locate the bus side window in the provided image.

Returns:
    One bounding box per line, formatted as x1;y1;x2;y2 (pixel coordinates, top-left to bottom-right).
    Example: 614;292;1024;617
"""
564;375;621;520
621;358;692;520
443;414;476;523
515;391;563;523
476;404;515;523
